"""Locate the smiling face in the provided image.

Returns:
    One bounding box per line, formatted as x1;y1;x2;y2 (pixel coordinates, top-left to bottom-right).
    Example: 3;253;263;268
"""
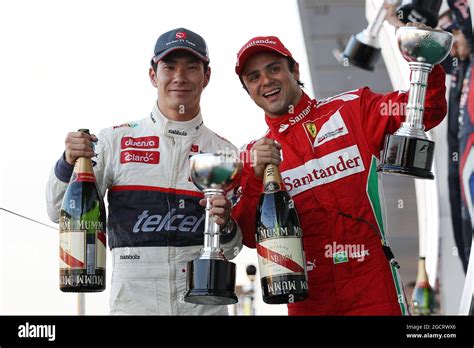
241;52;302;118
149;51;210;121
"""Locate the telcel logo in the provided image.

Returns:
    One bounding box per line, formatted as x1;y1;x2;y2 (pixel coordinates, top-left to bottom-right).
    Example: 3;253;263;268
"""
133;209;205;233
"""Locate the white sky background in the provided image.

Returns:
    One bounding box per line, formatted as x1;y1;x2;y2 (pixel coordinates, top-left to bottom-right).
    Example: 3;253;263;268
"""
0;0;314;315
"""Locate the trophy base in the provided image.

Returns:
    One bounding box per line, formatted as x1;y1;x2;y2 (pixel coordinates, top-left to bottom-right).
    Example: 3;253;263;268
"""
184;259;237;305
343;35;380;71
378;134;435;180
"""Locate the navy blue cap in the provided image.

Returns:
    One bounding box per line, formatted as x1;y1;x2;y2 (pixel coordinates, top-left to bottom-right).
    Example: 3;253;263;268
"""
151;28;209;64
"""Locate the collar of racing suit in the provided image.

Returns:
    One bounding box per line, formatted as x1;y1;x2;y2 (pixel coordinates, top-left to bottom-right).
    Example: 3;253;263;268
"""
264;91;316;135
150;102;205;138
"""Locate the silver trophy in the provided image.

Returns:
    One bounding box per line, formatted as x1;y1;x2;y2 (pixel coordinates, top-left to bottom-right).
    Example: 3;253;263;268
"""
183;152;243;305
378;26;453;179
343;0;400;71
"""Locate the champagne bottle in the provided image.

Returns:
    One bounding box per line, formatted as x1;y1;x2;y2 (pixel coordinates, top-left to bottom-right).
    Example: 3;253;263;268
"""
411;257;438;315
59;129;106;292
255;164;308;304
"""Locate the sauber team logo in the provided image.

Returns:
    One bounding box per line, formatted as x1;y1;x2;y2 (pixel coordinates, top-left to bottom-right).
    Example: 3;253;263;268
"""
120;150;160;164
121;136;159;149
175;31;187;39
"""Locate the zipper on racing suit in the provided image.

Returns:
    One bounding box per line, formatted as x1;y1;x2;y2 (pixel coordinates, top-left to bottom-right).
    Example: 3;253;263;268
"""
168;136;180;314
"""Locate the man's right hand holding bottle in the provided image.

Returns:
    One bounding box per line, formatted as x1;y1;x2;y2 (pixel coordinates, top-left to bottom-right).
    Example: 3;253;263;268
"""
64;131;98;166
250;138;282;178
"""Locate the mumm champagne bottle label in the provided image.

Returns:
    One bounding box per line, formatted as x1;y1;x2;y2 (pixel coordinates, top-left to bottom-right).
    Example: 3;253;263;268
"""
59;137;106;292
256;164;308;303
256;226;305;278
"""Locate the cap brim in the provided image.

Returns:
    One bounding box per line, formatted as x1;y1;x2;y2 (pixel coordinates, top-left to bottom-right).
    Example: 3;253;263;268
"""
152;46;209;64
235;45;289;75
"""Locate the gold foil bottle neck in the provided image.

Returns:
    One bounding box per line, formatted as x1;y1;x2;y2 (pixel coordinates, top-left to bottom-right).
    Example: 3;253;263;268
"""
263;164;282;184
263;164;283;193
74;157;94;175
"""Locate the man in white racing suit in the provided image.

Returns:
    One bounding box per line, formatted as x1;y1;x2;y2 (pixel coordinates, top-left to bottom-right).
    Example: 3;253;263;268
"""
46;27;242;315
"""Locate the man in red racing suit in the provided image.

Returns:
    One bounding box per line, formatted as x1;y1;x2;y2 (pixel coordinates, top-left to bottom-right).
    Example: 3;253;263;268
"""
232;33;447;315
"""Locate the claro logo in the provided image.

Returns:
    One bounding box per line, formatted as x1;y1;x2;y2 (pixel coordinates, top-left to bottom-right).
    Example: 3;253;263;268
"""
120;150;160;164
121;136;159;149
133;209;205;233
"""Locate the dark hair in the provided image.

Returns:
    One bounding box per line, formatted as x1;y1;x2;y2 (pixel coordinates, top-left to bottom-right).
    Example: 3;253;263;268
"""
151;51;210;73
239;57;304;93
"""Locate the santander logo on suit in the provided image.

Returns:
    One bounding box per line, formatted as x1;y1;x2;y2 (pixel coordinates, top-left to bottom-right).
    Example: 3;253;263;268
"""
282;145;365;196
